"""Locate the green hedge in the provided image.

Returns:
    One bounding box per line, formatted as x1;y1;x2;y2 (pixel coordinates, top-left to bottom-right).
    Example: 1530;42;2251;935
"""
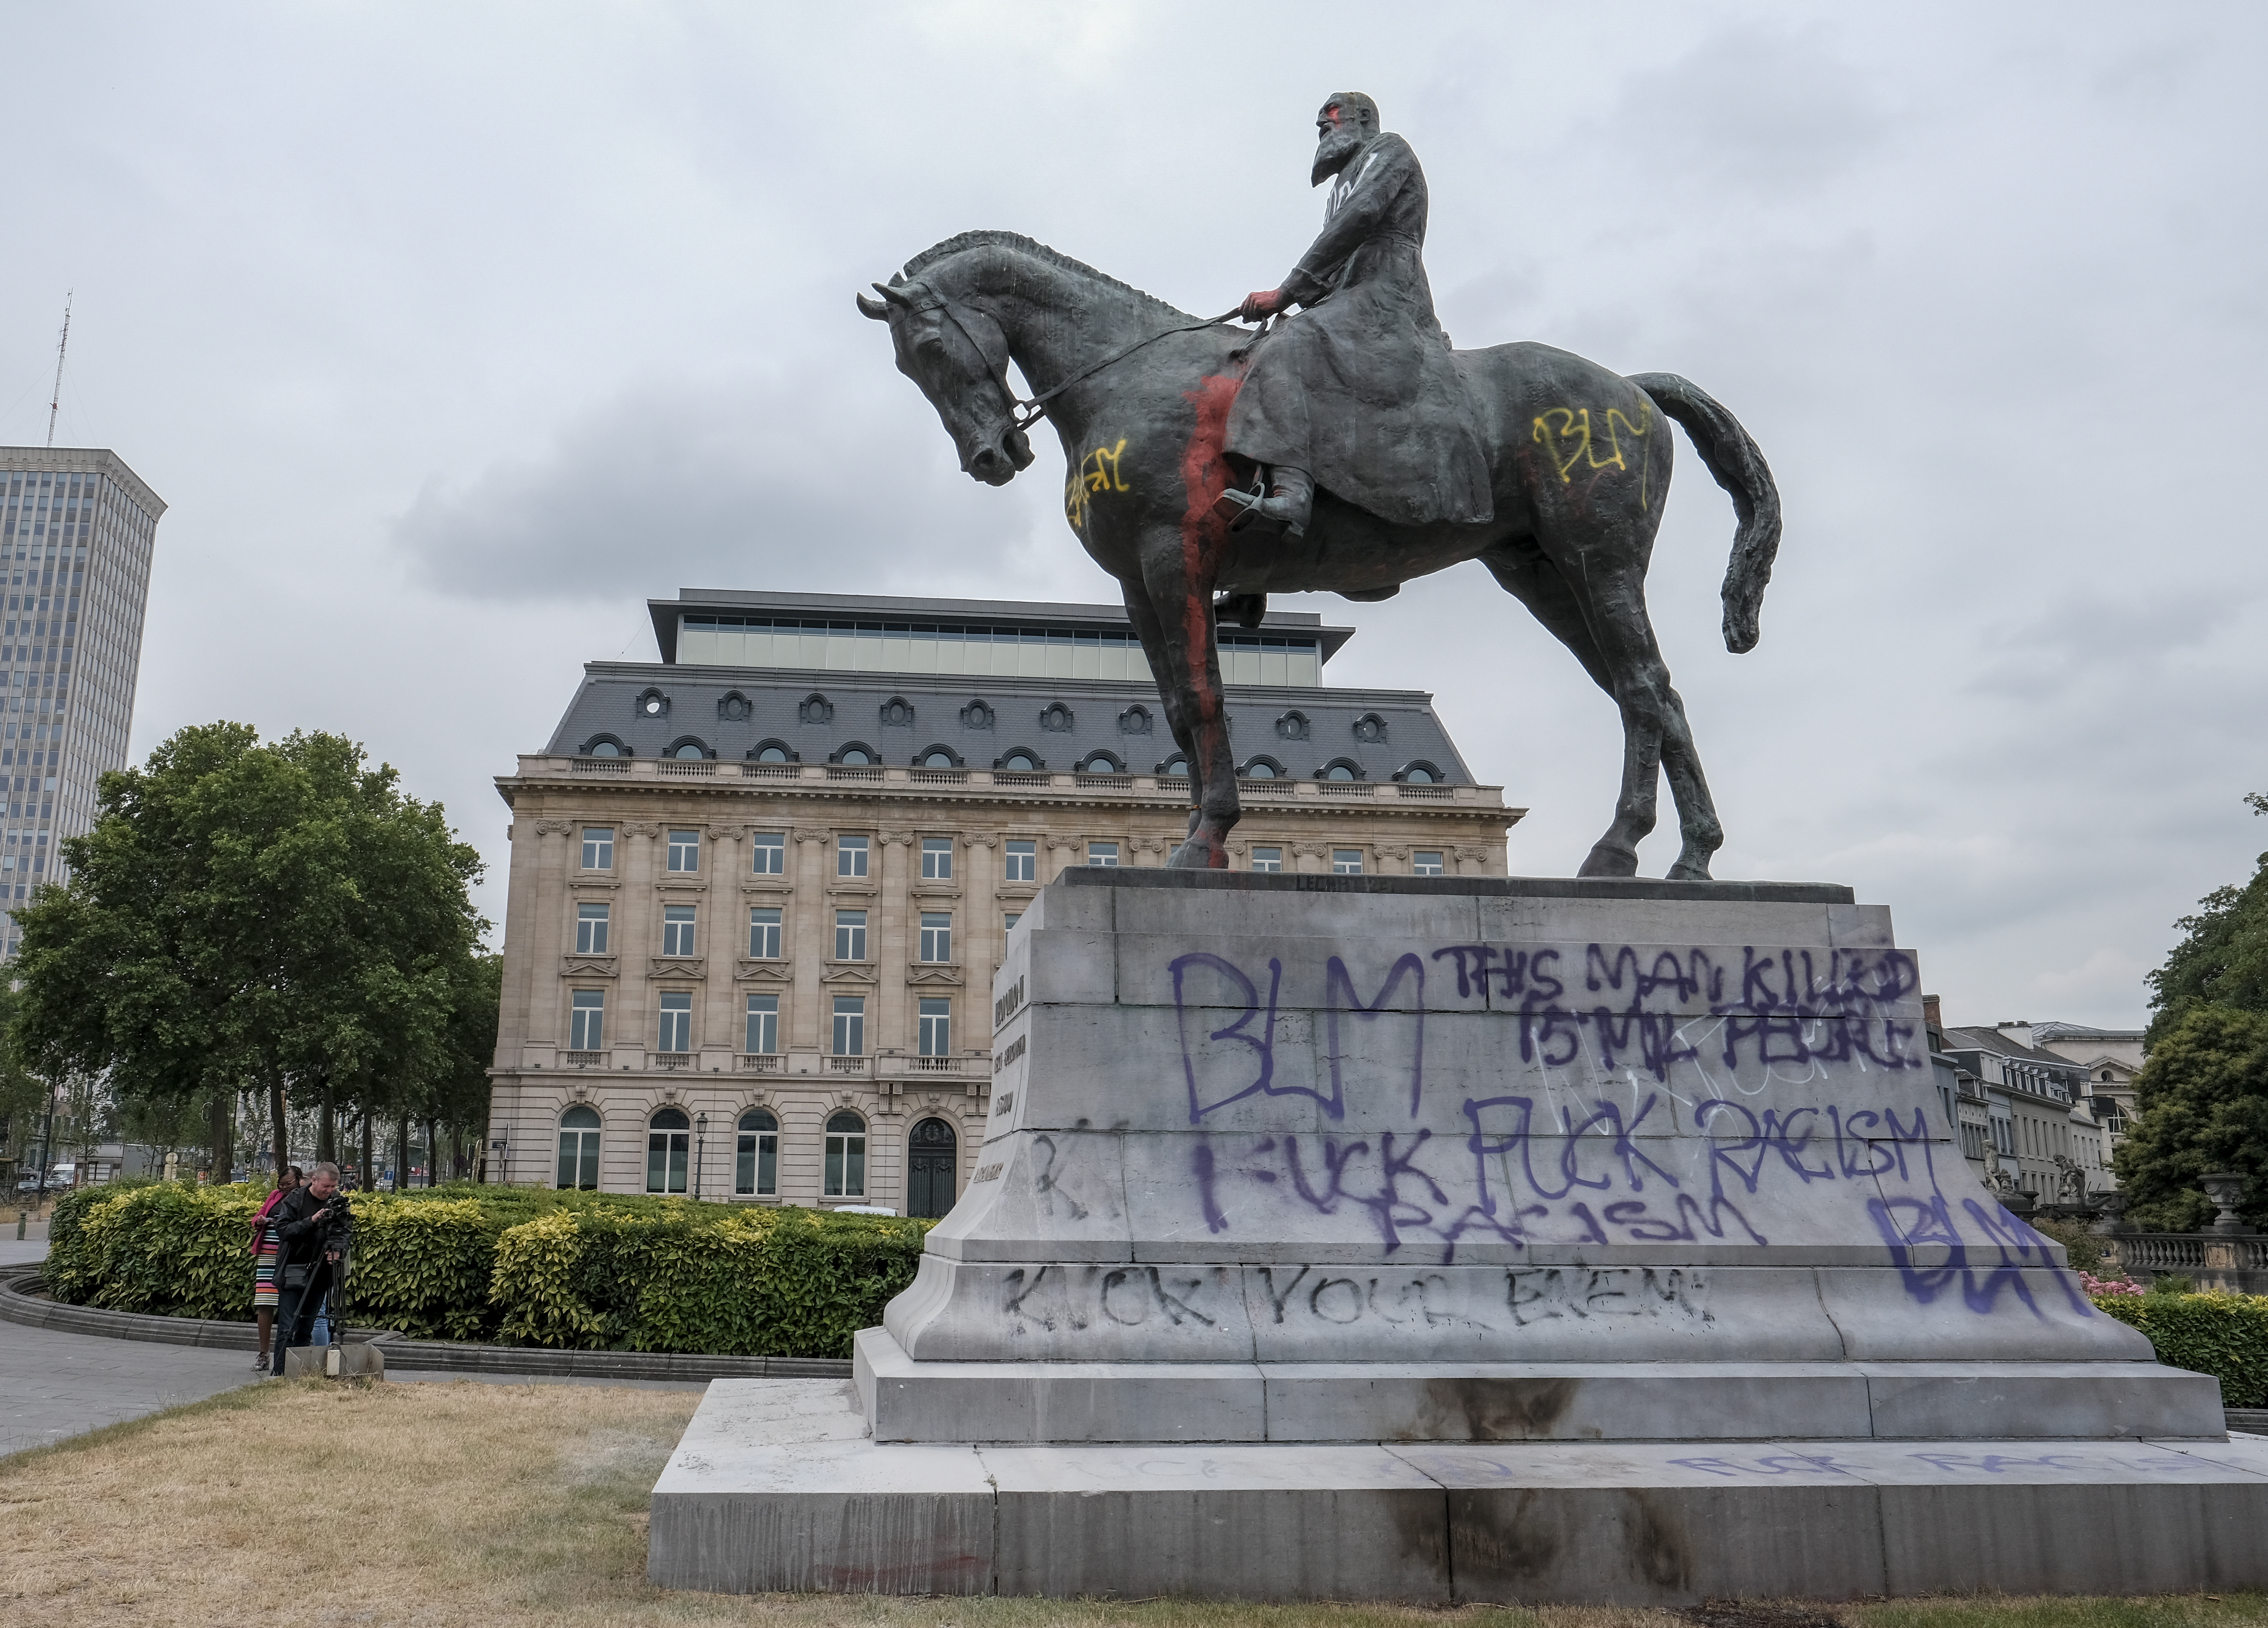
39;1181;931;1357
2093;1291;2268;1407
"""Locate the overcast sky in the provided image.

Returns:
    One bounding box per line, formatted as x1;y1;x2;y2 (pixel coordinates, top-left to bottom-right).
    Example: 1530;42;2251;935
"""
1;3;2260;1029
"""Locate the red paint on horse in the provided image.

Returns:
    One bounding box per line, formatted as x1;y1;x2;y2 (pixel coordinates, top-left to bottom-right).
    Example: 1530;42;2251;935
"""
1177;373;1243;822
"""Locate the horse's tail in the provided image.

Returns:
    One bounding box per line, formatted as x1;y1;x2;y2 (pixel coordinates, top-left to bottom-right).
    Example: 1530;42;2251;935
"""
1630;372;1782;654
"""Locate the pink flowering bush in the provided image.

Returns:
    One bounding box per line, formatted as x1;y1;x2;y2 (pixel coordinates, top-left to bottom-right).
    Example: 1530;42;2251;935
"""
2080;1269;2144;1296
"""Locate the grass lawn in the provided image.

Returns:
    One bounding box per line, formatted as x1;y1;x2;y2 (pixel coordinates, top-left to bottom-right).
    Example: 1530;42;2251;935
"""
0;1378;2260;1628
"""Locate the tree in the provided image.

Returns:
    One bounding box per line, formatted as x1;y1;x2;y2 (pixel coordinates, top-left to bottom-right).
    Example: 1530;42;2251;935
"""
10;722;487;1186
0;983;50;1181
2112;1005;2268;1231
2147;793;2268;1046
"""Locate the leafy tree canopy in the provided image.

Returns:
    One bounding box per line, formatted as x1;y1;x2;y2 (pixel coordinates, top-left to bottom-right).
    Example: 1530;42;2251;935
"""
2147;792;2268;1047
2112;1004;2268;1230
9;722;487;1176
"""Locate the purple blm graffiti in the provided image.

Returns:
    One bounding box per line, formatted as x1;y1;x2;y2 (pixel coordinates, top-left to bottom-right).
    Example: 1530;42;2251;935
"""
1167;940;2085;1317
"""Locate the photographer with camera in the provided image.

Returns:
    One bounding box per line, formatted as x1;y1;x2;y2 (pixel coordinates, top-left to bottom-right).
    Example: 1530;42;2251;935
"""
267;1160;353;1377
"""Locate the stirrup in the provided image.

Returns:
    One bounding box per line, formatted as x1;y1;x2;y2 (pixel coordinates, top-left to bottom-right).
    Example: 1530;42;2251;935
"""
1211;475;1266;530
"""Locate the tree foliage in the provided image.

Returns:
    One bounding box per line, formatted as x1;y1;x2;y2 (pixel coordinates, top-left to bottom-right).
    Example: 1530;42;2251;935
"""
9;723;487;1178
2113;1004;2268;1230
2147;792;2268;1046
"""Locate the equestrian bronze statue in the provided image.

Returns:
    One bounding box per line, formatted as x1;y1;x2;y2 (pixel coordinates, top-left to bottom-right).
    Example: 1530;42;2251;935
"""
858;92;1781;879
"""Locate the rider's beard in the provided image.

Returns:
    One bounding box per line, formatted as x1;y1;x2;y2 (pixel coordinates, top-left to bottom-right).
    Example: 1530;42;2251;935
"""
1310;124;1366;187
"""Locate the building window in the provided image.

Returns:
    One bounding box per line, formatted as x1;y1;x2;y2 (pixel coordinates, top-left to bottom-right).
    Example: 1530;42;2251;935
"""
919;749;959;769
580;827;614;870
748;907;782;958
1079;752;1123;774
575;902;610;955
907;1116;957;1219
745;994;778;1055
1160;755;1188;777
1413;851;1444;876
1352;712;1388;744
667;829;700;872
1039;703;1074;732
836;745;875;765
647;1107;690;1194
832;997;866;1056
1251;847;1282;873
751;832;785;874
751;741;794;763
1242;759;1278;779
557;1106;601;1191
1005;840;1036;882
1333;849;1364;875
736;1108;778;1197
1087;841;1119;868
672;741;709;760
921;836;953;879
835;909;868;961
999;750;1041;772
920;911;953;962
880;697;915;727
919;997;951;1056
837;834;869;877
662;905;698;957
1320;760;1362;782
1397;761;1441;784
825;1110;866;1197
569;990;605;1051
657;991;693;1053
583;739;626;758
1004;912;1021;931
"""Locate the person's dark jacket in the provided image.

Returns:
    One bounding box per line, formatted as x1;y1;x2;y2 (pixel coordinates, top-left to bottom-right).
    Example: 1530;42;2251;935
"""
269;1184;353;1280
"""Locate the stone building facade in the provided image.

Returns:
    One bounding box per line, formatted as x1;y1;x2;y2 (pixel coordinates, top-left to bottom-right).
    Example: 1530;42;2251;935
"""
485;590;1520;1216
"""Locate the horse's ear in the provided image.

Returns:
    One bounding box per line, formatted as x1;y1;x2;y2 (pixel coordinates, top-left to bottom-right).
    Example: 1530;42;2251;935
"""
875;280;916;309
856;291;890;320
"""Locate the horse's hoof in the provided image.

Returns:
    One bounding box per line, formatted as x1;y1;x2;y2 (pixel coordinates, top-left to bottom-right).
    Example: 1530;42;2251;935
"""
1577;841;1640;879
1168;837;1228;869
1666;857;1715;882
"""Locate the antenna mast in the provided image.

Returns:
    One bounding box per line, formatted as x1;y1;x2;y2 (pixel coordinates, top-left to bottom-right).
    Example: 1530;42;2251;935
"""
44;292;71;448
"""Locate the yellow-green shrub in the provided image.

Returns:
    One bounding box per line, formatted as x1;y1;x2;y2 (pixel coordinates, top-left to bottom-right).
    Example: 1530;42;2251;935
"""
2093;1290;2268;1406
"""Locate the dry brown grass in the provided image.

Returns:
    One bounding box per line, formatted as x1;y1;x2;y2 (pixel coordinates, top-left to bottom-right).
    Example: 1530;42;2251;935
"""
0;1378;2261;1628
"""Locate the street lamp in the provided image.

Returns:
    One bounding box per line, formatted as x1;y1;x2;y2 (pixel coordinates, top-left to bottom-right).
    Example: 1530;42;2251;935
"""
488;1134;508;1186
694;1112;708;1200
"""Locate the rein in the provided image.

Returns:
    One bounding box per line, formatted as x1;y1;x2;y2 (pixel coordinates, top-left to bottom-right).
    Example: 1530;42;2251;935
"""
916;294;1243;435
1006;309;1243;433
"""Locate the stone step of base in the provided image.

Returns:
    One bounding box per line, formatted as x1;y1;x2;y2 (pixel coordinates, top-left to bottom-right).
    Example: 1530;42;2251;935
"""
854;1326;2224;1444
649;1376;2268;1603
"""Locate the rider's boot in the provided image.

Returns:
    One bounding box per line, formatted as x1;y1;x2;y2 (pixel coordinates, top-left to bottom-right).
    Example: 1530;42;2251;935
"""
1214;465;1312;538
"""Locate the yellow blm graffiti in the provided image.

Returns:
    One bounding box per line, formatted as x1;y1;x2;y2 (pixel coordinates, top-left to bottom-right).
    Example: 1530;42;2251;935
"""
1064;437;1133;532
1531;401;1655;510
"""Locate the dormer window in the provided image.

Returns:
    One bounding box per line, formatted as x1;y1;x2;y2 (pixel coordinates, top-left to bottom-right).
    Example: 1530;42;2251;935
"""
880;697;915;727
635;687;670;719
1039;703;1074;733
800;693;834;725
717;692;752;722
1351;712;1388;744
961;699;994;730
1118;705;1152;736
1276;710;1309;741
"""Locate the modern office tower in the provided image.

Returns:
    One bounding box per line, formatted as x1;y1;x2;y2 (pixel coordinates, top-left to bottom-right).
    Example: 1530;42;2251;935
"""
0;448;162;954
485;588;1521;1210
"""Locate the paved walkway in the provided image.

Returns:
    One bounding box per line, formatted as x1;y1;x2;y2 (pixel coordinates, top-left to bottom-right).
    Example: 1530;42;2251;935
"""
0;1244;263;1458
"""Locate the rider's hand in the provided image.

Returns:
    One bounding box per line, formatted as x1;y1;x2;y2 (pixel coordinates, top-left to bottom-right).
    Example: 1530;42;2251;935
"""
1239;288;1284;322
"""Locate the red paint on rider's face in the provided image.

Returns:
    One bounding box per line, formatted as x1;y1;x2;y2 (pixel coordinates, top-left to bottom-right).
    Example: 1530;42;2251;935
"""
1177;371;1243;814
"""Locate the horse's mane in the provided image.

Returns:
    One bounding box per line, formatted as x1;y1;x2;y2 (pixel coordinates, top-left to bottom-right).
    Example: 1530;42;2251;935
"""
900;231;1190;319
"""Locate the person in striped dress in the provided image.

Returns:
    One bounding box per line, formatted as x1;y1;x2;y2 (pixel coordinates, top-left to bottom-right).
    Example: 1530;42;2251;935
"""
250;1166;301;1373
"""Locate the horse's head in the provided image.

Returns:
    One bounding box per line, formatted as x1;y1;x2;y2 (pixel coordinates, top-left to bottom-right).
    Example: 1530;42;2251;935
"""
858;276;1033;486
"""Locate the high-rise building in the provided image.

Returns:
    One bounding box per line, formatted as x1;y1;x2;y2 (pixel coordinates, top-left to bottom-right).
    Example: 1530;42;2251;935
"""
0;448;162;953
485;589;1521;1211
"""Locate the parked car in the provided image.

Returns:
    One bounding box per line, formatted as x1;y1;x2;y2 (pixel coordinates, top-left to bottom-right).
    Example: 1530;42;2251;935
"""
14;1174;41;1194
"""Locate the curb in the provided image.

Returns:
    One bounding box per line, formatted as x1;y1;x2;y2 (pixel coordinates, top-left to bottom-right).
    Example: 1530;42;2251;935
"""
0;1263;853;1381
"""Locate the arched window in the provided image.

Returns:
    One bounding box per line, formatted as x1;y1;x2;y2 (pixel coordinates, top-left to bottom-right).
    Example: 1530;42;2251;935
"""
907;1117;958;1219
1395;760;1442;784
799;693;834;726
668;739;711;760
1275;710;1310;741
1319;759;1363;782
557;1105;601;1191
636;688;671;719
825;1110;866;1199
833;743;877;766
1351;712;1388;744
718;692;752;722
1118;705;1151;736
749;740;796;763
880;697;916;728
998;749;1043;773
915;745;962;769
1079;751;1124;774
736;1108;778;1197
1039;703;1074;733
580;736;628;758
1241;757;1283;780
647;1108;690;1194
1158;755;1189;777
961;699;994;730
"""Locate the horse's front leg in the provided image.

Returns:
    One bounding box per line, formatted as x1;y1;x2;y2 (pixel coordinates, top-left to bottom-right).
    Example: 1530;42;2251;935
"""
1128;535;1237;868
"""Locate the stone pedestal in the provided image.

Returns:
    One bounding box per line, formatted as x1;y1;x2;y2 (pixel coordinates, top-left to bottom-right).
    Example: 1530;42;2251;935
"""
651;872;2244;1601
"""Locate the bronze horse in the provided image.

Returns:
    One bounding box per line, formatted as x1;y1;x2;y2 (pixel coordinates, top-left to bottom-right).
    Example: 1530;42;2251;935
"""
858;232;1781;878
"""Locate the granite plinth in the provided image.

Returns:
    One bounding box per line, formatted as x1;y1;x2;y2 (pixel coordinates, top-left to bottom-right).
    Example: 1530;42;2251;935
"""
648;1378;2268;1602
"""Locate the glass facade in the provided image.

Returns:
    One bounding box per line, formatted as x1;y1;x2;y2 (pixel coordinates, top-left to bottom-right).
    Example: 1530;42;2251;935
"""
0;453;161;956
678;615;1323;688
